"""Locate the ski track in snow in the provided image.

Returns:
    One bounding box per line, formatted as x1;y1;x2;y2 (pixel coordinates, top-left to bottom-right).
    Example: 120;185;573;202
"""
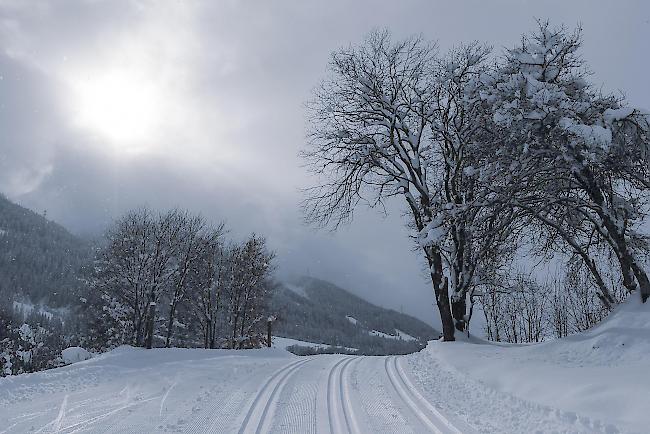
1;348;626;433
326;356;361;434
384;356;466;434
238;358;312;434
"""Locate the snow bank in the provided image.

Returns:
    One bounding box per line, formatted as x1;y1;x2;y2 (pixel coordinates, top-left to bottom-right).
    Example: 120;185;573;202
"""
61;347;92;364
408;296;649;433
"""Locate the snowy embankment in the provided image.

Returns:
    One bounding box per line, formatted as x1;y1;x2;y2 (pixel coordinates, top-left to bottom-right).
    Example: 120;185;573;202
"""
406;296;649;433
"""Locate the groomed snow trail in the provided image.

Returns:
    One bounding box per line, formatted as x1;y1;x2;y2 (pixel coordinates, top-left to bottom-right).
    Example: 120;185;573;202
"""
1;346;620;433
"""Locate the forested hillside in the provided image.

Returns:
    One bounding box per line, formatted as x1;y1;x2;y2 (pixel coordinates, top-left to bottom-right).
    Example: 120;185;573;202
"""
0;194;437;377
0;195;93;375
0;194;90;307
272;276;439;355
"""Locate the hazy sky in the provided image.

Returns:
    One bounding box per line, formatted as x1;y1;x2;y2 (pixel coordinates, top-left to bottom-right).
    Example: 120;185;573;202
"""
1;0;648;327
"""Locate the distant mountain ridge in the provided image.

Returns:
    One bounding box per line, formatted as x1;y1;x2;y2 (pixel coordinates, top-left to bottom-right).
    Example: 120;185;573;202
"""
272;276;439;355
0;193;438;356
0;194;90;307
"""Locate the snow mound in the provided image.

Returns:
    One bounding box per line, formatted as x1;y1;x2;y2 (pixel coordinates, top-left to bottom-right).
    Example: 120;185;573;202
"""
61;347;92;364
528;295;650;366
410;295;649;433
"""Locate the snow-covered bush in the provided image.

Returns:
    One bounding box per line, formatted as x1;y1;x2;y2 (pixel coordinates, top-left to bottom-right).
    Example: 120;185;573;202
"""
61;346;92;364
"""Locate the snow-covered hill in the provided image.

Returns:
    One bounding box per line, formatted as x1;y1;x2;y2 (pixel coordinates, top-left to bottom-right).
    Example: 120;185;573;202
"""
272;276;439;355
0;194;90;307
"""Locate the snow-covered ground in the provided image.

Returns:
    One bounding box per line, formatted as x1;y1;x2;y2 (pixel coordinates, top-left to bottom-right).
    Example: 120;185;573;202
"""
407;296;649;433
1;298;645;433
369;328;418;342
12;301;55;321
272;336;357;353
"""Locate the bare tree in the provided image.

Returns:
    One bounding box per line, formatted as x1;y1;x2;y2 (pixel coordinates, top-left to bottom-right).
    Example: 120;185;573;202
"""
95;209;224;349
303;32;520;339
480;274;548;343
193;238;230;349
95;208;156;347
164;216;225;347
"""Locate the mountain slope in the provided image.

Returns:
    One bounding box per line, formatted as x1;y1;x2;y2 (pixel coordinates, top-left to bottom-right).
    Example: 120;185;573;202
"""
0;194;90;307
271;276;439;355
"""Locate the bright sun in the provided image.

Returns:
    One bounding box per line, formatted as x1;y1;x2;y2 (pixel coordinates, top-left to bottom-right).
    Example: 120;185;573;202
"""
71;68;162;150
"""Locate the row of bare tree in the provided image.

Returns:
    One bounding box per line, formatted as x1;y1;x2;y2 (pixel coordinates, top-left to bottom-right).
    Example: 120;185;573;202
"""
93;208;275;349
480;260;627;343
303;21;650;341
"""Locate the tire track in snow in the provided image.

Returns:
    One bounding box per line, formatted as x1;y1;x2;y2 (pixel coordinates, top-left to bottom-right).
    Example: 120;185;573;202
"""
238;357;312;434
385;356;463;434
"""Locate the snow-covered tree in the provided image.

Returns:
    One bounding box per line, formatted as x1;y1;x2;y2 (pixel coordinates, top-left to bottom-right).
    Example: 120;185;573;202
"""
303;32;520;340
223;235;275;349
163;217;224;348
483;21;650;304
95;209;204;348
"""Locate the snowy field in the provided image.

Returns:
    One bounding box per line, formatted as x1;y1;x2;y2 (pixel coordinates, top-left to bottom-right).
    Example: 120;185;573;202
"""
0;298;646;434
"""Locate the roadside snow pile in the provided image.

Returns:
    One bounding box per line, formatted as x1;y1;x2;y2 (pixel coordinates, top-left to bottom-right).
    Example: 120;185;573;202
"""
406;296;649;433
61;347;92;364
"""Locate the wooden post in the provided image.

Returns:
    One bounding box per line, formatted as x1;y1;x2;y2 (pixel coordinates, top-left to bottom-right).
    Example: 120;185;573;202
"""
267;315;276;348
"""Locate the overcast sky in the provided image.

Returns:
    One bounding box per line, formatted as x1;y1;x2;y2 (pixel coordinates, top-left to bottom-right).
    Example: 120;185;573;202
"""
1;0;648;328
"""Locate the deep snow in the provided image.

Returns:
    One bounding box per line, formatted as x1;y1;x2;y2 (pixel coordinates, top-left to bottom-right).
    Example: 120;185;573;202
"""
407;296;649;433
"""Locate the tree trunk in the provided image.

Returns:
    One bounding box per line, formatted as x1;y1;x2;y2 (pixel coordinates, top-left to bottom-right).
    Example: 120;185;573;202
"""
451;295;467;332
205;318;212;349
630;262;650;303
145;302;156;349
580;168;649;303
165;301;177;348
428;247;455;341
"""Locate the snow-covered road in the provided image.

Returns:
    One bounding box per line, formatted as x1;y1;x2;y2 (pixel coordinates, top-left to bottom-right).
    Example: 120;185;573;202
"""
0;348;471;434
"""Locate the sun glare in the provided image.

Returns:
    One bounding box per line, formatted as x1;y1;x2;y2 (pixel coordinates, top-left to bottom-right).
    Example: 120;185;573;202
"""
71;69;162;150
